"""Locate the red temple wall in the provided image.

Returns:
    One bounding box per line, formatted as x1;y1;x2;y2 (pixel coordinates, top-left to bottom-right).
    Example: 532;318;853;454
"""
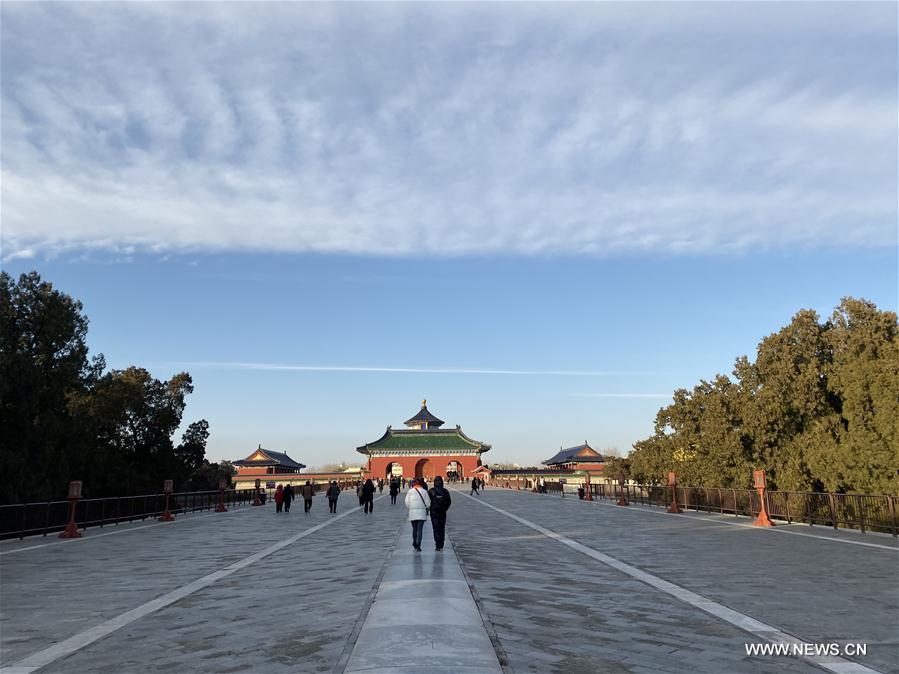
366;455;481;480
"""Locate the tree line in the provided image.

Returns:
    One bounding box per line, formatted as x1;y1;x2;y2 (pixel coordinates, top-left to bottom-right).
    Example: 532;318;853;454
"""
3;272;895;501
621;298;898;495
0;271;233;504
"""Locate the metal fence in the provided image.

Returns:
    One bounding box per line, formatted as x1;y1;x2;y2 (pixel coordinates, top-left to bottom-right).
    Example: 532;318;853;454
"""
572;483;897;536
491;476;897;536
494;477;561;493
0;489;262;540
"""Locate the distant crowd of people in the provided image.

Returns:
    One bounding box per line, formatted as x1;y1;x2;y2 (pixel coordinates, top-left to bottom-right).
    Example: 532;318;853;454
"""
272;481;318;513
267;475;495;551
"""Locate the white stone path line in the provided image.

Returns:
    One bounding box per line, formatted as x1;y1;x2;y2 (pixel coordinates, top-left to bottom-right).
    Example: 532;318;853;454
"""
0;496;384;674
342;519;504;674
0;506;252;557
527;488;898;551
460;491;881;674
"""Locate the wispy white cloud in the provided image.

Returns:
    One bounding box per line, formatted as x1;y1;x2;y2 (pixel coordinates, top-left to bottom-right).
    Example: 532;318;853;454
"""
1;247;35;261
1;3;895;260
179;361;633;376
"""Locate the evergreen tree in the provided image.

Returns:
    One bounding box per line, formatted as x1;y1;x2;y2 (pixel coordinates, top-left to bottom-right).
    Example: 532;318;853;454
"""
0;271;94;502
629;298;898;494
818;298;899;493
0;271;211;503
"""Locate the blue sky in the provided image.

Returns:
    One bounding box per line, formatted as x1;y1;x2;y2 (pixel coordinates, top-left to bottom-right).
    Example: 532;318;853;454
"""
1;3;896;467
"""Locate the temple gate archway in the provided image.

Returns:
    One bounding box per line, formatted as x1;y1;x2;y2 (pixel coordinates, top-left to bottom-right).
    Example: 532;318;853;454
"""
357;401;492;484
415;458;434;481
446;461;462;482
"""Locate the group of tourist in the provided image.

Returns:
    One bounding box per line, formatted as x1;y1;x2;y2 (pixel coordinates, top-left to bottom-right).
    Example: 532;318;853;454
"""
404;475;452;551
469;476;483;495
272;481;317;513
270;474;459;552
356;479;376;513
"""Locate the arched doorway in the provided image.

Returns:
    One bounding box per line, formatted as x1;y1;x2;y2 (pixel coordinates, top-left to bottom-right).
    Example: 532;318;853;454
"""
446;461;461;482
414;458;434;481
385;462;403;480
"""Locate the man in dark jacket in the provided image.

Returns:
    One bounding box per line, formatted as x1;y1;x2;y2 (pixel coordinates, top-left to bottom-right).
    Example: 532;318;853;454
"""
326;481;340;513
282;484;294;512
428;476;452;551
361;479;376;514
389;478;400;504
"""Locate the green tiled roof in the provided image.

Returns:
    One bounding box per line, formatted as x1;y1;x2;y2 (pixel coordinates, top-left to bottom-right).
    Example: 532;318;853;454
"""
369;433;476;450
358;428;490;453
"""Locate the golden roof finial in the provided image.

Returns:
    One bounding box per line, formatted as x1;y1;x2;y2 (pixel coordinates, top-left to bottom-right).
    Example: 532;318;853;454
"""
422;398;427;408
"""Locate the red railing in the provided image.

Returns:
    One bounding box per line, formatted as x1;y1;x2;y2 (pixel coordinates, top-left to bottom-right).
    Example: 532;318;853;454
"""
0;488;261;540
568;483;897;536
489;476;897;536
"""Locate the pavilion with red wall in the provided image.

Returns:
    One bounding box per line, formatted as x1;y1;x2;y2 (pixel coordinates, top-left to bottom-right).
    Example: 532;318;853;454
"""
357;400;491;481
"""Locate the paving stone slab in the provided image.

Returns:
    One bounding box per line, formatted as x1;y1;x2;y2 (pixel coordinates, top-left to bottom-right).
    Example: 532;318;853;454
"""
344;519;502;674
1;496;405;673
448;488;838;674
3;484;895;674
461;488;897;673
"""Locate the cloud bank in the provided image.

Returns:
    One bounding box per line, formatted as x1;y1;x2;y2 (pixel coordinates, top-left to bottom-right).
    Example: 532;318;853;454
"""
2;2;896;259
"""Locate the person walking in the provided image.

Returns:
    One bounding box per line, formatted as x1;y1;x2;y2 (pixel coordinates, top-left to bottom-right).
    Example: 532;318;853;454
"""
326;481;341;513
470;477;480;496
389;478;400;505
362;478;376;514
404;478;430;551
401;477;406;490
378;479;384;494
302;480;314;513
428;476;452;551
282;483;294;512
274;484;284;513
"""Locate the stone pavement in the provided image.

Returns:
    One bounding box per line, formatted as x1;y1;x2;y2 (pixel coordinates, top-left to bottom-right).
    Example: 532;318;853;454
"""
448;487;897;674
1;493;405;673
0;484;895;673
343;518;503;674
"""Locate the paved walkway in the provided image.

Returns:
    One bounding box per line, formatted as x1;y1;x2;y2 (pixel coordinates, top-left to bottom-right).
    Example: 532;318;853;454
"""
343;519;503;674
0;485;895;673
449;488;896;674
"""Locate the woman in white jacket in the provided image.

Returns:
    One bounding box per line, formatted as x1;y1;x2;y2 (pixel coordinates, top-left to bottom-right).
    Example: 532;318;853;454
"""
404;478;431;551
